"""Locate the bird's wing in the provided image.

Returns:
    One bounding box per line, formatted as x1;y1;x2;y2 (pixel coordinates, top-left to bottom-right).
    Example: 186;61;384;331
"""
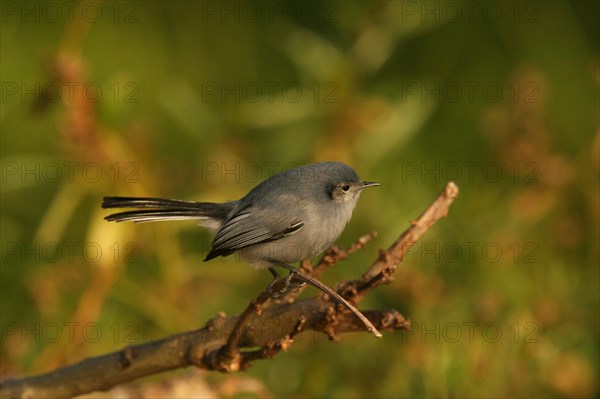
204;203;304;261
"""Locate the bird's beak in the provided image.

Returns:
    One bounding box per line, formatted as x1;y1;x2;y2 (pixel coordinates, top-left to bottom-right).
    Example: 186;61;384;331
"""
359;181;381;190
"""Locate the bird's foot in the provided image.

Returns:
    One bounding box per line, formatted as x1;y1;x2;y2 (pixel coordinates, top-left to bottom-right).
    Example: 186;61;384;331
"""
267;267;304;298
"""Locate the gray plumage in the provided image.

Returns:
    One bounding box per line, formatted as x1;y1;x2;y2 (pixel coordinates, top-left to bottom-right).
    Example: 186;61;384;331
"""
102;162;379;269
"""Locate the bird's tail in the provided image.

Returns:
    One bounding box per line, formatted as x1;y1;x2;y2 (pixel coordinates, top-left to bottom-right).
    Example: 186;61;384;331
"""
102;196;234;224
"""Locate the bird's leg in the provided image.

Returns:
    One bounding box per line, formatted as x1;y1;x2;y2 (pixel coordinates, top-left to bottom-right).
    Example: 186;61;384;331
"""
276;263;306;290
268;267;280;280
266;267;280;295
266;267;291;298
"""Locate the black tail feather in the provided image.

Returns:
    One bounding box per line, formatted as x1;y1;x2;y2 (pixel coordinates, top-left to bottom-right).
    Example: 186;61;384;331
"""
102;196;235;223
104;209;213;223
102;196;211;210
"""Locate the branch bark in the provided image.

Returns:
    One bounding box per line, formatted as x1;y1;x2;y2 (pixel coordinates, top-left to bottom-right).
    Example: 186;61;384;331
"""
0;182;459;399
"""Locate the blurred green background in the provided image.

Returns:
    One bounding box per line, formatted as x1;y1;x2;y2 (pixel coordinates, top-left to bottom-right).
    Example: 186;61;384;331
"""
1;0;598;397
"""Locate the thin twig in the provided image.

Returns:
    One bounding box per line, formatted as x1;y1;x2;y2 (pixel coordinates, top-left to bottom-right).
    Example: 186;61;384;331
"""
339;181;460;302
278;231;378;303
288;270;382;338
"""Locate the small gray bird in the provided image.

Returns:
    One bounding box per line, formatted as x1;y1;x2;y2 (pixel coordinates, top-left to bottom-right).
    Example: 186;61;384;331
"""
103;161;383;336
102;161;379;276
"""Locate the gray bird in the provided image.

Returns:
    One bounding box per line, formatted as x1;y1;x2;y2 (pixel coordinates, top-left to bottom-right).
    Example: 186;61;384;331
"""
102;162;379;275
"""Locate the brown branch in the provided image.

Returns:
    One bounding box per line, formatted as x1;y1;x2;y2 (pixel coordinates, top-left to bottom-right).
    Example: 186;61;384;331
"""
284;269;381;338
212;275;293;372
239;316;307;365
0;182;458;399
208;264;382;374
338;181;460;302
0;302;407;398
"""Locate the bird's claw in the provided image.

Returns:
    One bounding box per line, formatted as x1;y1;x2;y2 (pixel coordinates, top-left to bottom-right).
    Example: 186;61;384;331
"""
267;271;305;298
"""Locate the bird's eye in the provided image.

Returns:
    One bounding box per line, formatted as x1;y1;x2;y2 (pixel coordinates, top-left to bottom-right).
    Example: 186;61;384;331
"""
341;184;351;192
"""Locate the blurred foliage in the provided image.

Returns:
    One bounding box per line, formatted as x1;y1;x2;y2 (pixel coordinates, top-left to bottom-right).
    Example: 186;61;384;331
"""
1;0;599;398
